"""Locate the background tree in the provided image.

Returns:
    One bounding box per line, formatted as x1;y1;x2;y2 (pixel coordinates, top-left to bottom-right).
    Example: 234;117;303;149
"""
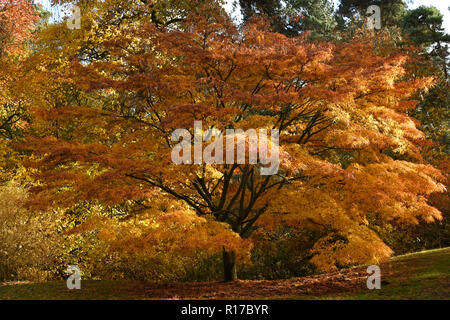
337;0;408;29
238;0;286;34
0;0;39;182
238;0;336;38
403;5;450;80
402;7;450;252
0;0;37;138
286;0;336;38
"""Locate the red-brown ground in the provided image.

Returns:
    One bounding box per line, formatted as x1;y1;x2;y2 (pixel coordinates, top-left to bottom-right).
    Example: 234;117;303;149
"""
140;264;394;299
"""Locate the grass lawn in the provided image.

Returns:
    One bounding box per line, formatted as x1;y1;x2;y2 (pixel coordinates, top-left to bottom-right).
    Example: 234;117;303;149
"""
317;247;450;300
0;247;448;300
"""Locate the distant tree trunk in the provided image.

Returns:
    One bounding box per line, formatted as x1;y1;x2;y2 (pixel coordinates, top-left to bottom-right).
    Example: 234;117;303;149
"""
222;247;237;281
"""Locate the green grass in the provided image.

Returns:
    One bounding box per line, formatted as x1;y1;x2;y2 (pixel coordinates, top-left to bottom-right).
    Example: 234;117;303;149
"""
318;247;450;300
0;247;448;300
0;280;149;300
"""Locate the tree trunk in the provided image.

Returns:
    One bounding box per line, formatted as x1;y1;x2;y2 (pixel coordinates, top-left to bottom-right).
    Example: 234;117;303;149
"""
222;247;237;281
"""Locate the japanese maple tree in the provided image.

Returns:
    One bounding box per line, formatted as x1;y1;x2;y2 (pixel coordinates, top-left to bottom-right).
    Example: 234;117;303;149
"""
26;1;445;280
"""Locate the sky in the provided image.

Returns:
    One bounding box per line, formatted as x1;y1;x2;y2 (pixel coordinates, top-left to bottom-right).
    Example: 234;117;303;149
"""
35;0;450;33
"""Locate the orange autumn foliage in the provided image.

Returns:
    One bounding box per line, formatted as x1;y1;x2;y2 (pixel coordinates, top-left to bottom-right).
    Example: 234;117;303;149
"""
0;0;36;55
67;196;252;262
25;1;445;272
0;0;38;182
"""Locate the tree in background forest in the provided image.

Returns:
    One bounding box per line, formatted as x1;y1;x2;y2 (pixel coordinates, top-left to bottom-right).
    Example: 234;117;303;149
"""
402;5;450;250
0;0;38;181
238;0;336;38
23;0;446;281
337;0;407;28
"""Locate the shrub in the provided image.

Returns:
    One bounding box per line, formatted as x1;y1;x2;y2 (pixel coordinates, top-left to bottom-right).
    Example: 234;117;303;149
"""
0;182;60;282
